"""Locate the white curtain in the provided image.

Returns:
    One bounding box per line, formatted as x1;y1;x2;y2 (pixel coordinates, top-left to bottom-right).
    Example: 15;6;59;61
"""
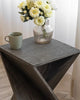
0;0;34;44
0;0;55;44
55;0;78;75
72;0;80;100
55;0;78;46
0;0;80;99
0;0;78;46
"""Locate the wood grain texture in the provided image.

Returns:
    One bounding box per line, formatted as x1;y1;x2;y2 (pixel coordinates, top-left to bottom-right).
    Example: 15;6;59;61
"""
1;54;58;100
0;37;80;67
38;55;79;89
11;95;16;100
0;57;75;100
0;37;80;100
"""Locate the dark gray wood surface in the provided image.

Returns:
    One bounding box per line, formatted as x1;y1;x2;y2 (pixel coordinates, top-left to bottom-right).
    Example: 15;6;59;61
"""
38;54;78;89
1;54;51;100
0;37;80;67
1;52;58;100
0;37;80;100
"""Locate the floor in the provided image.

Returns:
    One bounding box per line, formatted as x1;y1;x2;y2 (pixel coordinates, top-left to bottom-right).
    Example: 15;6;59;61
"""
0;56;75;100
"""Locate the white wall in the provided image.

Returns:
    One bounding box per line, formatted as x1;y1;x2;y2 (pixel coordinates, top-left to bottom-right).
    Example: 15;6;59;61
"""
55;0;78;47
0;0;34;41
0;0;78;46
0;0;78;44
54;0;78;74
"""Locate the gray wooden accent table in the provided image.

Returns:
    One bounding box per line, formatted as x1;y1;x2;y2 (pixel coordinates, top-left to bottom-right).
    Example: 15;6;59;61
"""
0;37;80;100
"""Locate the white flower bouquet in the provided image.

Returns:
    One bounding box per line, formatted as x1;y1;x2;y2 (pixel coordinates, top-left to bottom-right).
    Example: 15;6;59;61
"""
18;0;57;26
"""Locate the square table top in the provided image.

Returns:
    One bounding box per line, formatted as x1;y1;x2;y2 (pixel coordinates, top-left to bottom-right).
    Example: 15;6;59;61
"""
0;37;80;67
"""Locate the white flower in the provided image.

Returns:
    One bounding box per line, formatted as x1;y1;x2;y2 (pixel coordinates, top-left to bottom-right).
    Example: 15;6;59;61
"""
34;0;44;8
46;0;57;10
51;3;57;10
40;11;43;15
42;4;51;12
34;16;45;26
18;1;27;9
24;10;27;14
26;17;29;20
27;0;34;9
45;10;53;17
29;7;40;18
42;0;48;3
20;16;25;22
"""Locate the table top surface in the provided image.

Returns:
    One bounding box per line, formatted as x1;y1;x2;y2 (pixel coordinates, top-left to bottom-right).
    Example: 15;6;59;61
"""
0;37;80;67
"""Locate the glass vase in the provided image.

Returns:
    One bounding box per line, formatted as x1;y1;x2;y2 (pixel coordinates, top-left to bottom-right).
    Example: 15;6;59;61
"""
33;19;53;44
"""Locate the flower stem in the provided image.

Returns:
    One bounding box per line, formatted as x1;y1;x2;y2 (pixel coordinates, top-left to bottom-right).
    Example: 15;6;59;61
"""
42;25;47;38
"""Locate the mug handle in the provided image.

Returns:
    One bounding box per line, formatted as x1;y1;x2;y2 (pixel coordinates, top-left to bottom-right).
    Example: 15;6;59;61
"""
5;36;9;42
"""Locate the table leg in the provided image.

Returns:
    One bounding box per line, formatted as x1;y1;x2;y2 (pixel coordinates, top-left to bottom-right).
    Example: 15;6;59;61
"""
1;53;78;100
11;95;16;100
38;54;79;90
1;54;53;100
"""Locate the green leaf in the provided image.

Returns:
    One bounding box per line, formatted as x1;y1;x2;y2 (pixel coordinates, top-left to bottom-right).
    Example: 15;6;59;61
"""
18;12;24;15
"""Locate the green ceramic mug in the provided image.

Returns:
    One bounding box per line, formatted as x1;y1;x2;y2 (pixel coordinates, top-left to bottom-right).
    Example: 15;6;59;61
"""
5;32;23;50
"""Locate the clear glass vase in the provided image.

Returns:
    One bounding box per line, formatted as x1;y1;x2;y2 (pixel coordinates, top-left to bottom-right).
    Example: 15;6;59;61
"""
33;19;53;44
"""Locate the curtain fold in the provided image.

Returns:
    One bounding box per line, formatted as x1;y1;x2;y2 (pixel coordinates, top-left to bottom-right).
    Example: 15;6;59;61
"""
0;0;35;45
0;0;80;99
0;0;55;44
72;0;80;99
